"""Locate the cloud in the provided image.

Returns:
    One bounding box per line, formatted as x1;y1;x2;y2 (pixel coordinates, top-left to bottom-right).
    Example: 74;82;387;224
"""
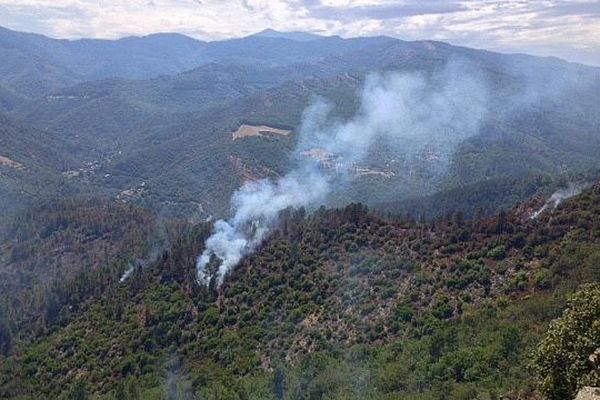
0;0;598;66
306;1;467;21
537;1;600;18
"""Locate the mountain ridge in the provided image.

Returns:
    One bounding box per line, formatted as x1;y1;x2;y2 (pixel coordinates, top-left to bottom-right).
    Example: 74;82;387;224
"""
1;24;600;223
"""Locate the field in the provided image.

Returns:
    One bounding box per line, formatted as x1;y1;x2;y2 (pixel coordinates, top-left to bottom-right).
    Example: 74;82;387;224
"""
232;124;292;140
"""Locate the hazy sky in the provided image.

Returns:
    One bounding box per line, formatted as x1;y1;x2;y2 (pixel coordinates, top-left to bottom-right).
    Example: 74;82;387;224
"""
1;0;599;66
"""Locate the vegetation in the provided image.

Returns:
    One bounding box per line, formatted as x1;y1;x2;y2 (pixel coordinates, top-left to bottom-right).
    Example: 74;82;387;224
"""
532;284;600;400
2;26;600;220
0;198;186;352
1;181;600;399
1;24;600;400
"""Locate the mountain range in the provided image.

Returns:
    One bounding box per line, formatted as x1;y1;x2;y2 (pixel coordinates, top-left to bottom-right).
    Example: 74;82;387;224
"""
1;24;600;400
1;25;599;222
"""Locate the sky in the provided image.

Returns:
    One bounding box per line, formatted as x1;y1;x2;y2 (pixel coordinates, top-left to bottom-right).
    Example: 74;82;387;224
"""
0;0;599;66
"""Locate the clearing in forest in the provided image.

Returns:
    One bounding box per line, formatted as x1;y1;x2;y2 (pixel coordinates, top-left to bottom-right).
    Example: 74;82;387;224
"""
232;124;291;140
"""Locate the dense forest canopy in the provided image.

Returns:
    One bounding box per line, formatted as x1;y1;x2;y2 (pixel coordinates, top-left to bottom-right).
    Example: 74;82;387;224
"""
1;180;600;399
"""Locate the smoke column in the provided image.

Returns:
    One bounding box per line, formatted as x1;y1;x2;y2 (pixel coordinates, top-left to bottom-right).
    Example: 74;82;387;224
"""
196;167;329;286
119;265;134;283
530;183;585;219
119;219;170;283
197;60;489;286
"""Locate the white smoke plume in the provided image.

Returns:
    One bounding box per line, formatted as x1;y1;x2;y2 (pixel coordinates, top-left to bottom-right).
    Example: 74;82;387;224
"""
197;60;489;287
119;265;134;283
197;167;329;286
120;220;171;283
530;183;585;219
298;62;488;166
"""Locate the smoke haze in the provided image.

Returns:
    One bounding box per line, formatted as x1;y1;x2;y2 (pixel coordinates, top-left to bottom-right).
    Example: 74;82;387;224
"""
196;60;489;286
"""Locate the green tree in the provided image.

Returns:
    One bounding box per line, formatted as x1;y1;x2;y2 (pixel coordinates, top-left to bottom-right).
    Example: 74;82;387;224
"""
532;283;600;400
115;381;127;400
70;380;88;400
127;381;140;400
271;366;286;399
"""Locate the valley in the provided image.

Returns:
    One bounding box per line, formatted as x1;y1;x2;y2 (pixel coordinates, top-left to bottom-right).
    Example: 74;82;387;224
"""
2;26;600;221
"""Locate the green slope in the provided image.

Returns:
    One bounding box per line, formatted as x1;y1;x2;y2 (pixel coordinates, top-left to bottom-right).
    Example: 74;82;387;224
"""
5;27;600;220
0;112;85;216
2;181;600;399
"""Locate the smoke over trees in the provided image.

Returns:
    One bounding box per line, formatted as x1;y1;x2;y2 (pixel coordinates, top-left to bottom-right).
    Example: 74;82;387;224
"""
196;60;490;286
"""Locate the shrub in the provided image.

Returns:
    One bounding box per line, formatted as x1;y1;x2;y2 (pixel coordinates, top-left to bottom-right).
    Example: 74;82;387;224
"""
487;245;507;260
532;284;600;400
534;268;553;289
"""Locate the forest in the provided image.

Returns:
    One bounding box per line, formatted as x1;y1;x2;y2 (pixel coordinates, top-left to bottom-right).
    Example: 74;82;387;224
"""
1;181;600;399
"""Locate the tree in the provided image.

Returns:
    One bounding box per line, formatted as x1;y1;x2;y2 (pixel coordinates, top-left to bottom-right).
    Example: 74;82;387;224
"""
532;283;600;400
494;211;508;234
115;381;127;400
0;318;11;356
127;381;140;400
272;366;287;399
70;381;88;400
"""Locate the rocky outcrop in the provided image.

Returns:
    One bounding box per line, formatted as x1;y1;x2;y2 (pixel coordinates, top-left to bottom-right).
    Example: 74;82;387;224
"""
576;387;600;400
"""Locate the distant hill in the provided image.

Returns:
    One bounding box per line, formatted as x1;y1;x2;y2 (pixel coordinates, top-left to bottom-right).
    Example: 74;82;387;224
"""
0;26;208;100
251;28;327;41
0;25;392;105
3;25;600;221
0;112;84;216
21;52;599;219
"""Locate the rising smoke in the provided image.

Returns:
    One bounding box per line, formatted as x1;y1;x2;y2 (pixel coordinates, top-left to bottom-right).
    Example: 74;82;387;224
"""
196;167;329;286
120;219;171;283
196;60;489;287
119;265;135;283
530;183;586;220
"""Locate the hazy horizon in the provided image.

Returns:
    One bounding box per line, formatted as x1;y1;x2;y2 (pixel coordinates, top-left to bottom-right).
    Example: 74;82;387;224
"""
2;23;599;70
1;0;599;67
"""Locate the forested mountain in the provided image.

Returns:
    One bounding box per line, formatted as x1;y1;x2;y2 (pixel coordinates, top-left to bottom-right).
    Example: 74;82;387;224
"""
1;25;600;221
0;25;389;106
1;24;600;400
0;199;170;344
2;33;597;219
0;111;86;216
2;177;600;399
0;26;205;101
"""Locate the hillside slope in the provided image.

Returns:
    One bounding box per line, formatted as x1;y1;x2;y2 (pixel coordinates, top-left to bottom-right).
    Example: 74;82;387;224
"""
0;112;85;216
10;34;599;219
0;199;185;354
2;181;600;399
0;26;207;100
4;26;600;220
0;26;391;105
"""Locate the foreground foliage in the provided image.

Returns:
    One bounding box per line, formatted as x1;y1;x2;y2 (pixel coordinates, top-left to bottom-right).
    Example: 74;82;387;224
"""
2;183;600;399
532;284;600;400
